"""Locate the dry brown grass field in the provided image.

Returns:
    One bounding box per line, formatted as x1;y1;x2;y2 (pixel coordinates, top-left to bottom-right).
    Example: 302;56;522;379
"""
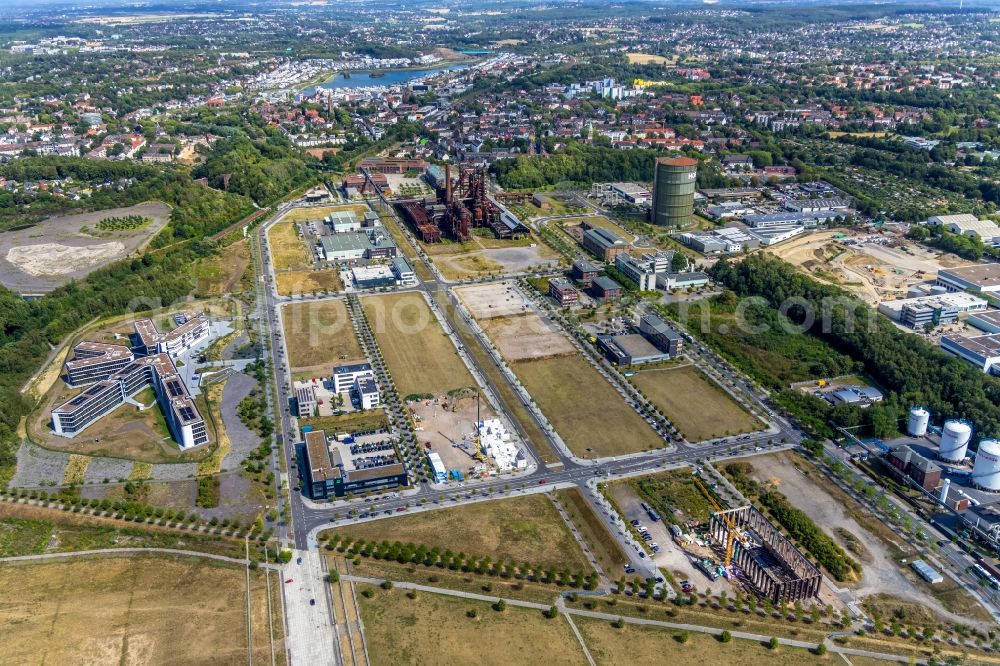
282;299;362;370
511;354;663;457
358;586;585;666
267;219;312;271
0;554;283;666
326;494;592;571
361;292;474;397
194;240;250;297
630;365;760;441
275;269;342;296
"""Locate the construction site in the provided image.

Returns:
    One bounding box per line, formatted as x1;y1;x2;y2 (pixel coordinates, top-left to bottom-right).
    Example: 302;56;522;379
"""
768;228;965;305
397;164;530;243
411;392;527;480
710;505;823;604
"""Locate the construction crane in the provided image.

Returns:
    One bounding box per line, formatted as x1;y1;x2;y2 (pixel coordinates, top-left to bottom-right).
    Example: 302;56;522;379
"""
473;393;488;465
693;476;747;569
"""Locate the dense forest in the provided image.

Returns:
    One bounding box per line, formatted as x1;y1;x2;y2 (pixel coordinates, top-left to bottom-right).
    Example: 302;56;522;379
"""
0;149;271;483
192;135;314;206
494;142;700;189
709;255;1000;438
0;157;255;242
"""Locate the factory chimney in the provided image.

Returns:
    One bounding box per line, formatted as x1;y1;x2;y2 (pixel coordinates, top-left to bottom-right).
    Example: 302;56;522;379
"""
940;478;951;505
445;164;453;204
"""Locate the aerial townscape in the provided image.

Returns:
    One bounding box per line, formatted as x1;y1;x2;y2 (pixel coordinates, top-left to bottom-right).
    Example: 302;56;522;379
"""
2;0;1000;664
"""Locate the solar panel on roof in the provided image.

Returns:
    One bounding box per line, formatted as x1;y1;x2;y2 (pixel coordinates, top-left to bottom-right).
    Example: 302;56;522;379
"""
179;406;196;421
166;379;184;397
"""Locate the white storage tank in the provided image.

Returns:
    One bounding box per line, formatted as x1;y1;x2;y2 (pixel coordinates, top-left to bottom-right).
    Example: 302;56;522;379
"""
972;440;1000;492
939;420;972;463
907;407;930;437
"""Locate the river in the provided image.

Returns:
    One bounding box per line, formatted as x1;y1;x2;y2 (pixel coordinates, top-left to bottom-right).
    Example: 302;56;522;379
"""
301;64;467;95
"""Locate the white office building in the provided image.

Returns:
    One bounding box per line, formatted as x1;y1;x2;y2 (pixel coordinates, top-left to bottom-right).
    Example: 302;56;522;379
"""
355;376;380;410
332;363;374;393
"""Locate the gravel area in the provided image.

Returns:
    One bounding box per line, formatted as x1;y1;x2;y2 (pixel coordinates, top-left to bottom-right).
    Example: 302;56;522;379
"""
82;457;133;484
220;371;261;468
150;462;198;481
11;441;70;487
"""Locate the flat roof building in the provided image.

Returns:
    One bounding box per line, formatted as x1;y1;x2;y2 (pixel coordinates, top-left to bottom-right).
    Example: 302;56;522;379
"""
968;310;1000;334
639;314;683;356
598;333;670;365
392;256;416;285
352;265;397;290
332;362;374;393
615;253;659;291
320;229;397;262
64;342;134;387
133;313;210;359
658;271;710;290
936;264;1000;296
355;376;380;410
571;259;599;285
295;384;316;418
877;292;987;329
299;429;407;500
53;351;208;449
940;332;1000;375
680;227;759;254
928;214;1000;244
744;211;840;228
548;277;579;306
784;198;851;212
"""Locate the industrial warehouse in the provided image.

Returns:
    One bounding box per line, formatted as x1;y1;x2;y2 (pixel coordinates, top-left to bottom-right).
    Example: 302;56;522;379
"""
51;314;214;449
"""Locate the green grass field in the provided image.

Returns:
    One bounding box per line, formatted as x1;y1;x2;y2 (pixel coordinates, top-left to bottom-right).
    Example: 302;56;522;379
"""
511;354;663;458
630;365;761;441
326;494;592;571
361;293;475;398
299;410;389;435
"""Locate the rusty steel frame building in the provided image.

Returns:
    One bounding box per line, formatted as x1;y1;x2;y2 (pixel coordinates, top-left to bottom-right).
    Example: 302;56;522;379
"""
710;505;822;604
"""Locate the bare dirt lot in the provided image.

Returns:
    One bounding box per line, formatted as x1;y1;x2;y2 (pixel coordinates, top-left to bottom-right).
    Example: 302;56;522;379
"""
0;202;171;293
481;313;576;362
767;229;967;305
741;452;987;625
0;554;282;665
409;393;496;474
423;232;562;282
455;281;531;319
433;243;562;281
457;282;575;361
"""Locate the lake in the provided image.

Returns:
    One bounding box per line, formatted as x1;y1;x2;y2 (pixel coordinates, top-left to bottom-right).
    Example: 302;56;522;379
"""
301;64;467;94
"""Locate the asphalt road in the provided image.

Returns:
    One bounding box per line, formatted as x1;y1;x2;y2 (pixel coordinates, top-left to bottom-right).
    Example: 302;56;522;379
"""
252;198;801;561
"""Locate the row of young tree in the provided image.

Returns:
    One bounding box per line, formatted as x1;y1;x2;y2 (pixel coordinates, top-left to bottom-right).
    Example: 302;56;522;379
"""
709;255;1000;438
